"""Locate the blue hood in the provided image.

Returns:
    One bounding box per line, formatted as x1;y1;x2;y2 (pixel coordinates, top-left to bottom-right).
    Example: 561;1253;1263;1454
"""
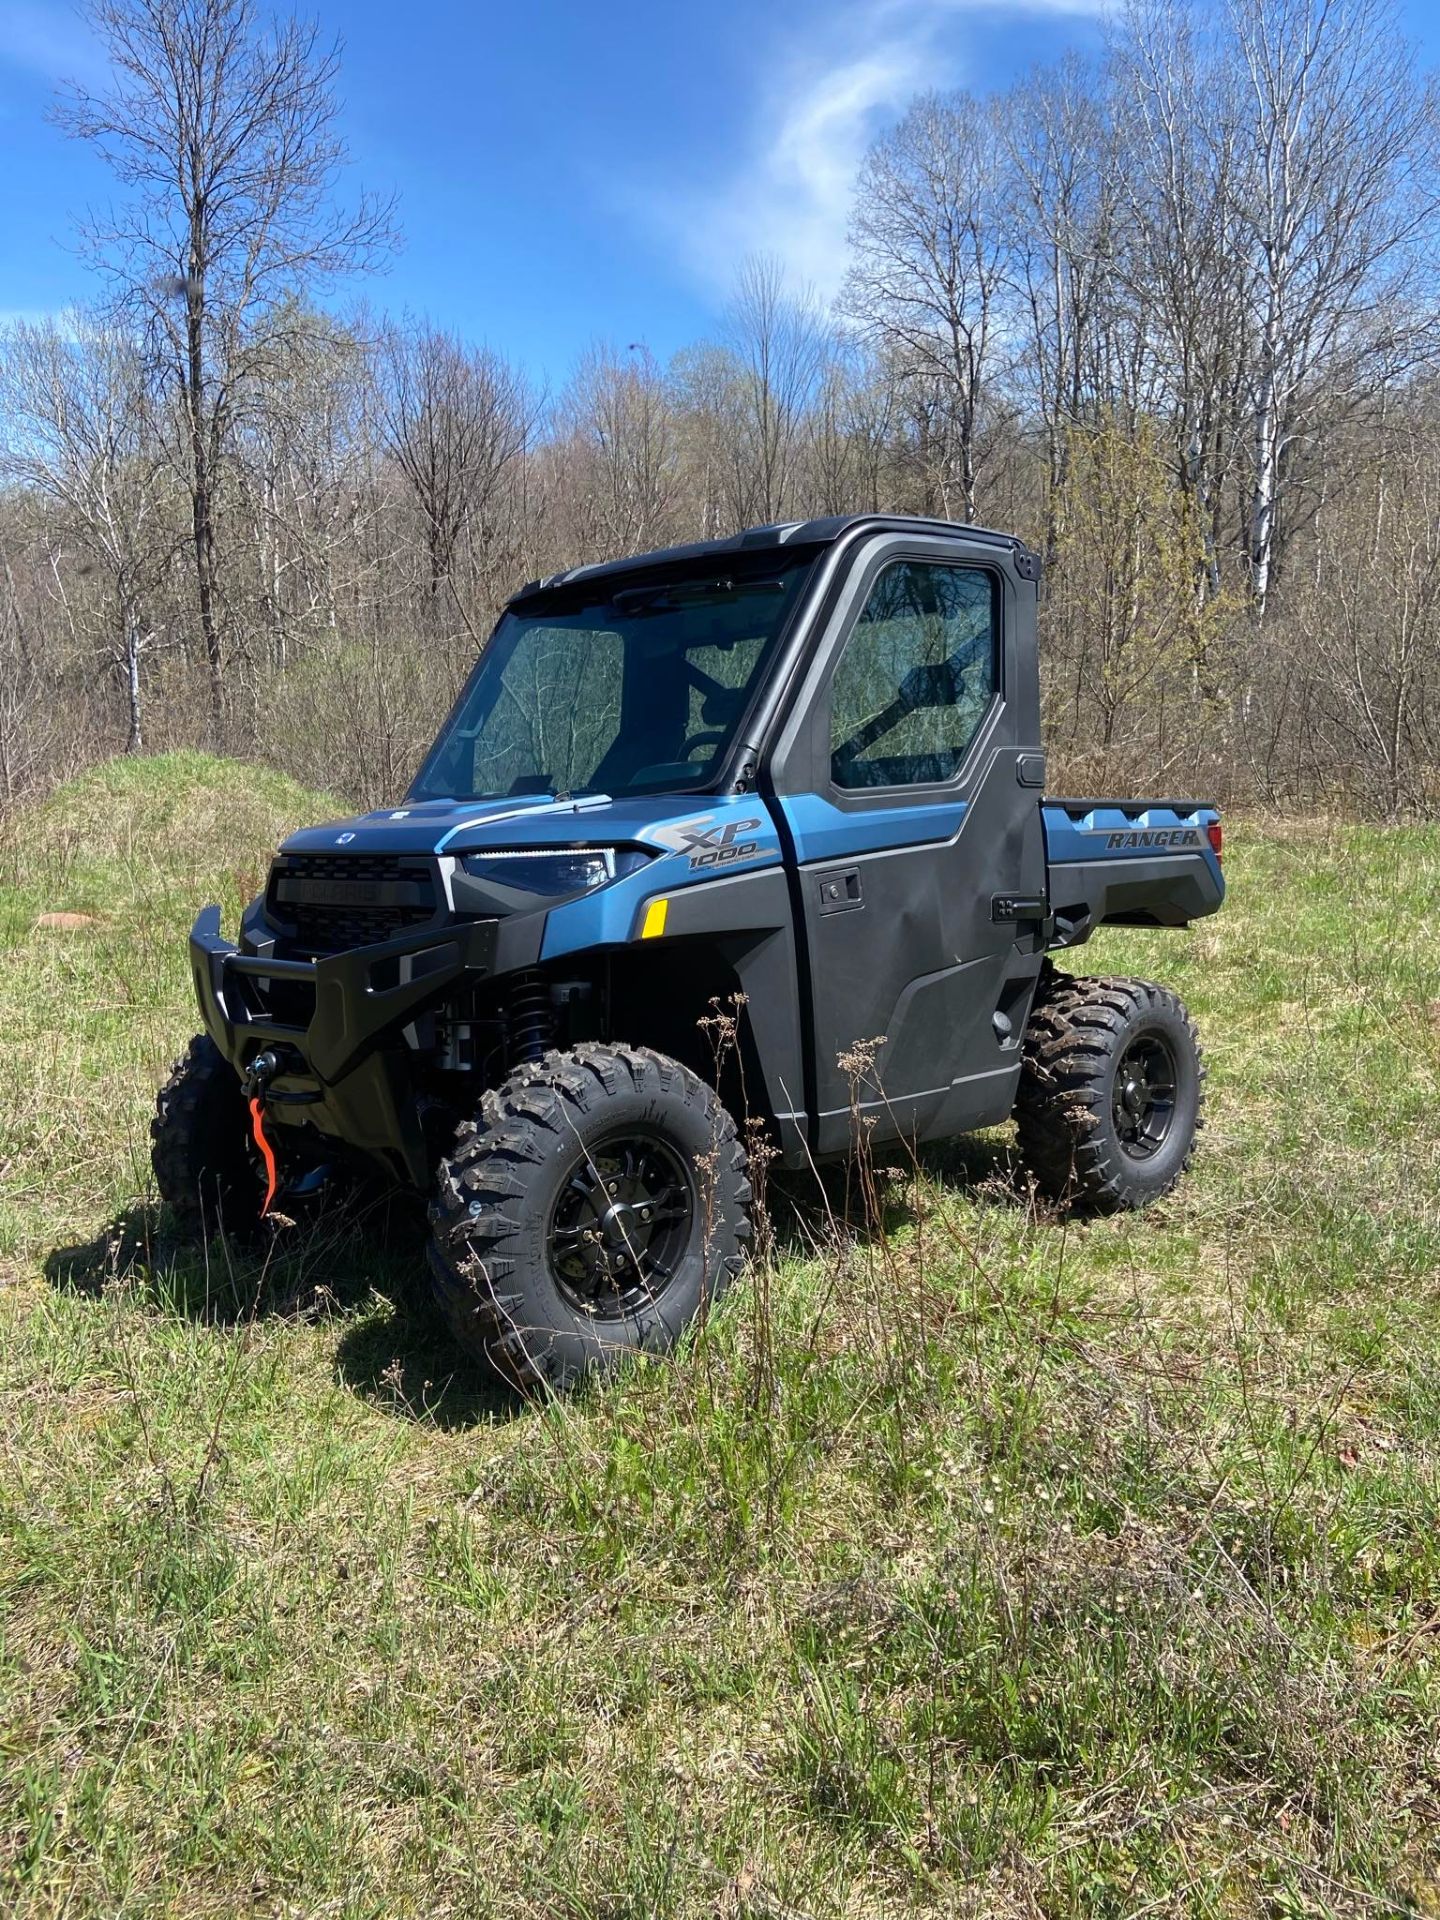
279;791;768;859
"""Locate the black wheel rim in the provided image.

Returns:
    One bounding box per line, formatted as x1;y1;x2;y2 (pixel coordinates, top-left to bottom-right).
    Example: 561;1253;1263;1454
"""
1111;1030;1178;1161
547;1129;695;1318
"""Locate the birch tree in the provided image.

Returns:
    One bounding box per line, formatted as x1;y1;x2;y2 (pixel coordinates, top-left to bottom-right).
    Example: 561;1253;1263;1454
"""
1225;0;1439;613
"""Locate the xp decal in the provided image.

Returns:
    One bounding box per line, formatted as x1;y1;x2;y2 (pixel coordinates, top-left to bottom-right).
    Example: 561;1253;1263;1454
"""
651;812;767;871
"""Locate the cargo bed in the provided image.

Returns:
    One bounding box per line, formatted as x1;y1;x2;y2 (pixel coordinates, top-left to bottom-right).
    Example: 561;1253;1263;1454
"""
1042;798;1224;944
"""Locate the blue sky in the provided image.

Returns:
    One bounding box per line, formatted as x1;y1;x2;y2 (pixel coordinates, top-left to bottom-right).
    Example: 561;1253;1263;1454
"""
1;0;1437;385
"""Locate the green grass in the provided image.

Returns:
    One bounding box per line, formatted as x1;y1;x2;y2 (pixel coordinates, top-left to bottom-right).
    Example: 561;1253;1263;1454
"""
3;757;1440;1917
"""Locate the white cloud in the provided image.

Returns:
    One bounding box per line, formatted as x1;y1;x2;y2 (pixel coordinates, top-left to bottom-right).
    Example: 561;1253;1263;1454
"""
654;0;1106;304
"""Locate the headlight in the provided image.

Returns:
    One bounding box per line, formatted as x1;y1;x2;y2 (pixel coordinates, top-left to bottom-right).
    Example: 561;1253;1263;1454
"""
457;847;650;897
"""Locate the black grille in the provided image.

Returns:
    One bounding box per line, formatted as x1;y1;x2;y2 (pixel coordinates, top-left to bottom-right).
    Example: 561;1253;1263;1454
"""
267;853;438;955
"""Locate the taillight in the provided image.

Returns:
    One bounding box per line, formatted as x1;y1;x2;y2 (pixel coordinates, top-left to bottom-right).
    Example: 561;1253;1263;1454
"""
1206;821;1223;862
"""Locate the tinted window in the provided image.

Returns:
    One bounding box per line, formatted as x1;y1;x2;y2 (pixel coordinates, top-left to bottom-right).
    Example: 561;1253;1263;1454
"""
410;550;818;802
460;625;623;799
829;561;997;788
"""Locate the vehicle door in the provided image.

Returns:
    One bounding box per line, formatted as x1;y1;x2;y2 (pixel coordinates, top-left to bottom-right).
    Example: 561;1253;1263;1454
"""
766;538;1048;1157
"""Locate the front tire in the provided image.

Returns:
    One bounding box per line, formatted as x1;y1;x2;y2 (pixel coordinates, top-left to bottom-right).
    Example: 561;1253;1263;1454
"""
428;1044;751;1391
1015;969;1205;1212
151;1033;264;1239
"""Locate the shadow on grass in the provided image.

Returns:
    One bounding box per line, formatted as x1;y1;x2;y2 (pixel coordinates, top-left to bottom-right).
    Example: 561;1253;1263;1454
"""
44;1200;406;1321
43;1128;1031;1429
44;1198;527;1429
767;1126;1033;1252
919;1127;1033;1201
332;1296;526;1428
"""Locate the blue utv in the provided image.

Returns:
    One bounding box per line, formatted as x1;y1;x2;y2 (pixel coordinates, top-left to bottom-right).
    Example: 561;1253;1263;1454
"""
154;515;1224;1388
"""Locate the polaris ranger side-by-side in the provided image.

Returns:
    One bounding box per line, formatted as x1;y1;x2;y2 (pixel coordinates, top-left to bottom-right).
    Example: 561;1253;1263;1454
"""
154;514;1224;1388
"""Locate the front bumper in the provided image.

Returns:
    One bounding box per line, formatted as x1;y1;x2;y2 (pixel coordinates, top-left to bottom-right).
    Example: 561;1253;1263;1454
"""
188;904;543;1187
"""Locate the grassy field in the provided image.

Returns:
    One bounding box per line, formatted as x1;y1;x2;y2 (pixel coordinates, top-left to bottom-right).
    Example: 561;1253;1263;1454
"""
3;755;1440;1919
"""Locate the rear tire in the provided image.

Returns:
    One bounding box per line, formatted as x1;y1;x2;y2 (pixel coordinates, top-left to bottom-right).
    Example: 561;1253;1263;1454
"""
1015;968;1204;1212
428;1044;751;1392
151;1034;264;1239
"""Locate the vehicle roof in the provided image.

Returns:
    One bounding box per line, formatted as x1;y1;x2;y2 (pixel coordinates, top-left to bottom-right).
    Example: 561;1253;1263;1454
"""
510;513;1041;604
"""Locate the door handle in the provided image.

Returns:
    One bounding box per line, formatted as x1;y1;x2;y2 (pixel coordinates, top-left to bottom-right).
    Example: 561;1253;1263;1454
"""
818;869;863;915
991;893;1048;923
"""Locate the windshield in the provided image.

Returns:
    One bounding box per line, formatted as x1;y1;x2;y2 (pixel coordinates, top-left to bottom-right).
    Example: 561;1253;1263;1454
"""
410;549;819;803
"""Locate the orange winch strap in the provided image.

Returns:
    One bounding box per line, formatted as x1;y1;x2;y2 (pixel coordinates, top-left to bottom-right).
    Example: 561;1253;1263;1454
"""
248;1095;279;1217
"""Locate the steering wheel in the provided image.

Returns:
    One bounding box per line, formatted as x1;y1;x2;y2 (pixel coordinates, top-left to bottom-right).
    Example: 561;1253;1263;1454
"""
678;729;727;761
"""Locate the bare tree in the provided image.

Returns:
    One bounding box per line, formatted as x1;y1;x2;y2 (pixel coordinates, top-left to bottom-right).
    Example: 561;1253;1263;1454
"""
561;344;678;555
846;93;1012;522
1110;5;1249;612
378;321;532;605
0;315;180;751
804;342;895;515
57;0;393;734
723;255;827;526
0;536;64;804
1004;56;1124;559
1046;413;1214;772
233;308;374;667
1300;398;1440;813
